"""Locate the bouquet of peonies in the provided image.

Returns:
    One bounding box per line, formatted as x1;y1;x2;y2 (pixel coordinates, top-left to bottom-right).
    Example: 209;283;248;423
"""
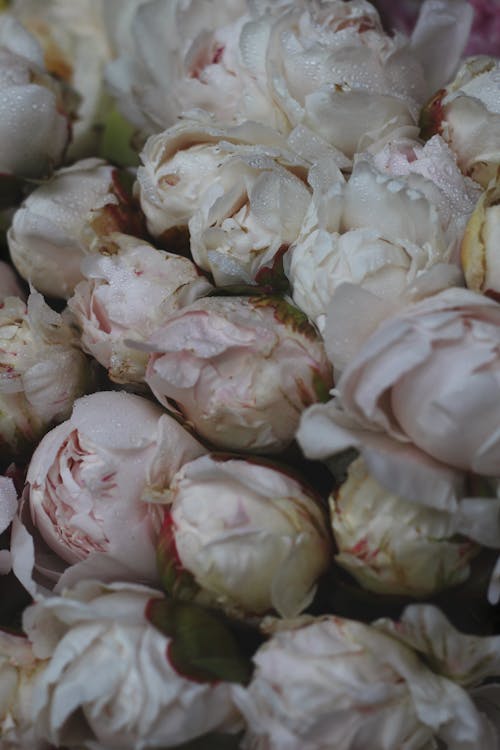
0;0;500;748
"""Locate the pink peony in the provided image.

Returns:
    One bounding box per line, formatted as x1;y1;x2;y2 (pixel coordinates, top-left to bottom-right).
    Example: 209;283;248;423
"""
26;391;205;585
298;287;500;507
144;295;333;453
68;233;212;385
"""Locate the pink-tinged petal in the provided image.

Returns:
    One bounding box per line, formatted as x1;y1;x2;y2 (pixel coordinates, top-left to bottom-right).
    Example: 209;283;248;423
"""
144;295;332;453
25;391;206;587
376;605;500;685
300;287;500;482
410;0;473;95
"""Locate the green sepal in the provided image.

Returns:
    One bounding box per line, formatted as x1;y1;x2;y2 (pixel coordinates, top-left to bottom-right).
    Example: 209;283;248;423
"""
250;295;318;339
254;244;290;293
312;369;332;403
146;597;252;685
99;106;140;167
206;283;273;297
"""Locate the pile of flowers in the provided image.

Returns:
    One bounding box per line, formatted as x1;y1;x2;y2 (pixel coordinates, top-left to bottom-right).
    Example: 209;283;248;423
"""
0;0;499;747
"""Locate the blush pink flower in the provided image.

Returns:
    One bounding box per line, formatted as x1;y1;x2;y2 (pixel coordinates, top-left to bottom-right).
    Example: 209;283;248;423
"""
144;295;333;453
8;158;145;299
26;391;205;585
298;287;500;508
68;233;212;385
234;605;499;750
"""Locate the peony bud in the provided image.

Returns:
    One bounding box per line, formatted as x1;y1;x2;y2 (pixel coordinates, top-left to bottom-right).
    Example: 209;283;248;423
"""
158;453;332;618
264;0;424;157
0;15;69;179
8;158;145;299
461;180;500;299
0;291;90;460
136;119;254;240
105;0;280;138
10;0;113;160
26;391;205;585
68;233;213;385
22;580;241;749
137;118;311;285
421;56;500;187
331;457;478;596
287;141;479;331
144;295;333;453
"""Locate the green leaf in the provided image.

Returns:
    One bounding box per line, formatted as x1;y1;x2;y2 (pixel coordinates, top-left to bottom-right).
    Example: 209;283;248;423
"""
99;106;140;168
312;369;332;403
147;598;252;685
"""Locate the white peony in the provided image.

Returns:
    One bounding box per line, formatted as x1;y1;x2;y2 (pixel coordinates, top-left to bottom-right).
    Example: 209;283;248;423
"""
8;158;145;299
158;453;332;618
0;15;69;179
136;118;314;285
23;580;241;749
68;233;212;384
287;139;479;331
0;291;90;460
10;0;113;159
105;0;263;137
421;56;500;188
330;457;498;597
144;295;333;453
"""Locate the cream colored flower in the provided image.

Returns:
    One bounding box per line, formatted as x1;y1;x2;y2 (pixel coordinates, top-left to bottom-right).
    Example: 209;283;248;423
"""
68;234;212;384
8;159;145;299
159;454;332;618
0;15;69;178
23;581;241;749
